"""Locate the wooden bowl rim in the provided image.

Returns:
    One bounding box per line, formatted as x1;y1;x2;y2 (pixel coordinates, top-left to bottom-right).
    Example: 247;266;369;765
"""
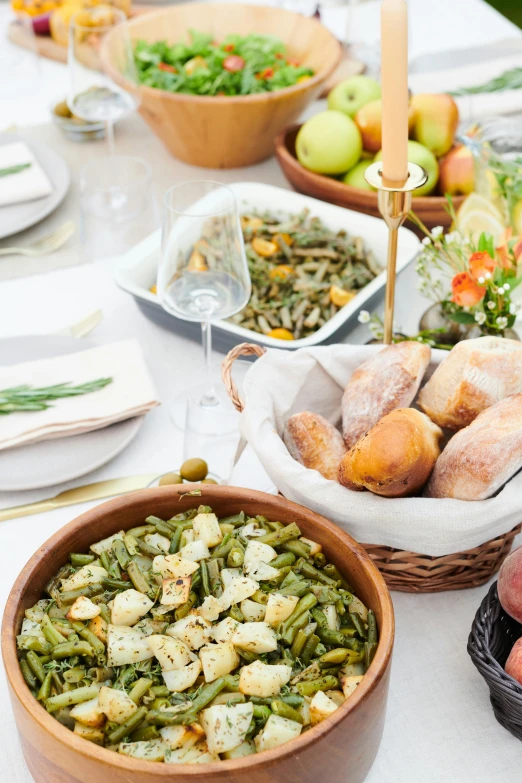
275;123;466;209
2;485;394;777
102;3;342;106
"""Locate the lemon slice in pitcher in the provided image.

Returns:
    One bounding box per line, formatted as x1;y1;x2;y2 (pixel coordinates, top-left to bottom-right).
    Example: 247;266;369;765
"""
457;194;505;244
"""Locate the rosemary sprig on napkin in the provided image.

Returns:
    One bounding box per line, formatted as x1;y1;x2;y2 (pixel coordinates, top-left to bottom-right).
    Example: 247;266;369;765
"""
0;378;113;414
451;67;522;96
0;163;32;178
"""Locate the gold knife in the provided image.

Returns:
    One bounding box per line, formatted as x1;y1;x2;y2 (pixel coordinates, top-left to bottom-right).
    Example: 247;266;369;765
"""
0;474;160;523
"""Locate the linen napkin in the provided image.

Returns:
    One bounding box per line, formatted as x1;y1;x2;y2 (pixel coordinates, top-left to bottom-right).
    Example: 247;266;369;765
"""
0;141;54;208
0;339;159;451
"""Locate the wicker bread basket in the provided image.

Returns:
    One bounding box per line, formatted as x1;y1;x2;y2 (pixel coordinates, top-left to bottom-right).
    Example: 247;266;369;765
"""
222;343;521;594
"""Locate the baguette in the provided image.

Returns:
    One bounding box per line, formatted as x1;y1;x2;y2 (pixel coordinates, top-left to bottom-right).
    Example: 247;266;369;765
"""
284;411;346;481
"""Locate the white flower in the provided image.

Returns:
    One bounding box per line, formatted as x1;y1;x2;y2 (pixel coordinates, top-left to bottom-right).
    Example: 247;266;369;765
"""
497;287;505;295
475;312;487;325
422;237;431;246
358;310;370;324
431;226;443;238
496;316;508;329
485;272;492;280
487;301;496;310
445;231;461;244
478;276;485;284
510;302;520;315
504;283;511;291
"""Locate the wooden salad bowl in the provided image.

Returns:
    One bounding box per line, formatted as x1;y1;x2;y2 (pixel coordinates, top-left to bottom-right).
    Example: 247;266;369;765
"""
2;485;394;783
101;3;341;169
275;124;466;231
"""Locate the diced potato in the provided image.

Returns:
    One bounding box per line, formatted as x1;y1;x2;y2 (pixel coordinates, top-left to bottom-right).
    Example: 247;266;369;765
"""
232;622;278;653
323;604;340;632
310;690;339;725
111;589;154;626
291;661;321;685
66;596;101;622
25;599;51;624
243;540;277;567
106;624;154;667
161;577;192;607
70;696;105;728
144;533;170;554
163;660;202;692
200;642;240;682
165;740;219;764
90;531;124;555
88;615;108;645
220;577;258;610
99;686;137;724
194;596;222;622
179;529;194;548
219;523;235;536
160;723;205;750
166;615;211;650
220;568;241;589
178;540;209;562
61;565;108;592
147;635;194;670
212;617;239;643
193;512;223;548
119;739;167;762
74;722;105;744
21;618;44;637
264;593;299;627
348;596;368;622
222;740;256;759
201;702;253;754
298;697;311;726
254;714;302;752
341;661;365;677
240;599;266;622
244;561;280;581
340;674;364;700
134;618;168;636
239;660;292;698
153;554;199;579
325;690;346;707
300;537;322;556
241;522;263;538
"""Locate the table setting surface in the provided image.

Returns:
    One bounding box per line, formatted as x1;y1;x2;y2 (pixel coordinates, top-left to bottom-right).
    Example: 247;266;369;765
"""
1;0;522;781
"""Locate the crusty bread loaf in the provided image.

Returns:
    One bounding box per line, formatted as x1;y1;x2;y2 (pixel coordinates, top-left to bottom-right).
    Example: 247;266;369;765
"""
338;408;442;498
418;336;522;430
284;411;346;481
426;393;522;500
341;342;431;448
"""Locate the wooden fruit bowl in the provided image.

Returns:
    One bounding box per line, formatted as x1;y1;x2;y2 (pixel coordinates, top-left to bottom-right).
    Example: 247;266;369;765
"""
2;485;394;783
101;4;341;169
275;125;466;231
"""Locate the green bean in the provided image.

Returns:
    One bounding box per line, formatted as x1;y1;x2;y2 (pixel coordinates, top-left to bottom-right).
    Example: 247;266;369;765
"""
102;577;129;591
52;641;94;659
128;678;153;704
199;559;210;598
279;593;318;637
206;559;222;597
123;533;139;556
271;700;303;724
311;610;361;649
296;675;339;697
190;678;227;713
174;592;198;621
127;561;149;594
152;521;176;539
228;604;244;623
219;512;245;527
266;566;291;586
113;539;131;570
39;655;52;665
63;666;87;684
98;604;110;624
45;684;100;713
281;540;311;559
137;538;162;558
169;526;182;555
256;522;301;547
191;569;202;592
278;579;314;597
151;685;170;698
339;627;357;637
114;666;136;690
70;553;95;567
349;613;367;640
227;547;244;568
16;635;51;654
51;671;64;693
364;642;377;671
127;525;156;538
297;560;339;587
37;671;52;701
318;648;358;666
70;623;105;655
222;674;240;692
108;706;148;743
282;610;311;646
26;651;46;684
367;610;378;646
310;586;342;604
168;509;197;523
290;629;308;659
323;564;352;590
20;659;37;690
250;590;268;605
250;694;303;708
146;709;196;727
314;552;327;568
210;533;234;560
252;704;271;724
41;615;67;646
270;552;296;569
130;725;160;742
300;633;320;666
57;584;104;606
100;551;111;572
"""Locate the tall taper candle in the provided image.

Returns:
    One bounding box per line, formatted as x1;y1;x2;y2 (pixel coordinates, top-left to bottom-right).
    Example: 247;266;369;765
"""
380;0;409;184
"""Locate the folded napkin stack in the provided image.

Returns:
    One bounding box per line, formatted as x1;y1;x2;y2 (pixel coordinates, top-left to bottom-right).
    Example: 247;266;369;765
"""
0;141;54;208
0;340;159;451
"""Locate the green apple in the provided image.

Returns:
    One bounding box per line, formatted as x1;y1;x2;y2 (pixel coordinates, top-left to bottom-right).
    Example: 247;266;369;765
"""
343;161;375;190
327;75;381;118
296;111;362;175
374;140;439;196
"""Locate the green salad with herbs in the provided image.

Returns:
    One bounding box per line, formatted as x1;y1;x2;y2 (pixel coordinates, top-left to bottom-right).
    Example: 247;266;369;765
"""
134;30;314;97
17;504;377;764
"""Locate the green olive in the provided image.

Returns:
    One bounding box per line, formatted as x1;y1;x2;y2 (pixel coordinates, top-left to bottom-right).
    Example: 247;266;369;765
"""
158;472;183;486
201;478;218;485
180;458;208;482
54;100;72;119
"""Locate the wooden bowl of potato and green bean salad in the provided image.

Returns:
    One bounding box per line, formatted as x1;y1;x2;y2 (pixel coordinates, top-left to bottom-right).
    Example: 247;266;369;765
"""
3;487;393;783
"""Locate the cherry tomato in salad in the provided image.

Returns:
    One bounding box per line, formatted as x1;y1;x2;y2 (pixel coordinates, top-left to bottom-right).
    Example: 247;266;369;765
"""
286;58;300;67
223;55;245;72
275;52;284;60
223;43;235;52
258;67;274;79
158;62;176;73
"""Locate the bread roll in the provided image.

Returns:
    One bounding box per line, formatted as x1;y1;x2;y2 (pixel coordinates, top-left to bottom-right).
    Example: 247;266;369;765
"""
338;408;442;498
426;393;522;500
341;342;431;448
418;336;522;430
284;412;346;481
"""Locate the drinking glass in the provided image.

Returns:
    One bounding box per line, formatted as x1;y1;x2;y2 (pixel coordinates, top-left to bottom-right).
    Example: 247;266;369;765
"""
157;181;251;430
1;13;42;129
345;0;380;80
183;395;241;485
68;8;138;152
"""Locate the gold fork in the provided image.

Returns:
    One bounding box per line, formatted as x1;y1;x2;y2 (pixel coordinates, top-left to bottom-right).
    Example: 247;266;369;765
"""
0;221;76;257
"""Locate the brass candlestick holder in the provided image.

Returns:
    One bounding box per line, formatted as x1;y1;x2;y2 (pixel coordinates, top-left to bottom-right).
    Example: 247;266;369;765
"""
365;162;428;344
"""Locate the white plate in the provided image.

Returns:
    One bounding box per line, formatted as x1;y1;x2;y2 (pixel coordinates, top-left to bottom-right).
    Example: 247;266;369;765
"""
115;182;420;350
0;134;70;241
0;336;143;491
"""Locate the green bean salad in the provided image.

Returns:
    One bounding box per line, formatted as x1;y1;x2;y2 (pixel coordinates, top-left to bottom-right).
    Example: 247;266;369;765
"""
17;506;378;764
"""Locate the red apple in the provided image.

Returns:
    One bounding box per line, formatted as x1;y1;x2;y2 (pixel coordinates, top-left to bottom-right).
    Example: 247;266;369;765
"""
439;144;475;197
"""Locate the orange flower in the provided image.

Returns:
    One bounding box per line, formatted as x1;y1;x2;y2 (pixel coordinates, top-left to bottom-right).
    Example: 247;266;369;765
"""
496;228;517;270
469;251;496;282
452;272;486;307
513;237;522;263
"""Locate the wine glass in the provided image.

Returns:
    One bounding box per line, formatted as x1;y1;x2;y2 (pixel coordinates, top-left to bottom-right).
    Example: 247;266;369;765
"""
157;181;251;430
68;7;138;152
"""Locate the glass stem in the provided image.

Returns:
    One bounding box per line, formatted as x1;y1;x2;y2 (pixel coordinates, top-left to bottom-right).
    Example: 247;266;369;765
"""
106;119;115;153
200;321;219;407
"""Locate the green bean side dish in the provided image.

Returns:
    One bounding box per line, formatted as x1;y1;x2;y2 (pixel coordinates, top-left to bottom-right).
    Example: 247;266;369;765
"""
17;506;378;764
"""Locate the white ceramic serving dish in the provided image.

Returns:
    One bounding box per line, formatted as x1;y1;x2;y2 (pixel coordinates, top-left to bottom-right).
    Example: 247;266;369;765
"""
115;182;420;351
